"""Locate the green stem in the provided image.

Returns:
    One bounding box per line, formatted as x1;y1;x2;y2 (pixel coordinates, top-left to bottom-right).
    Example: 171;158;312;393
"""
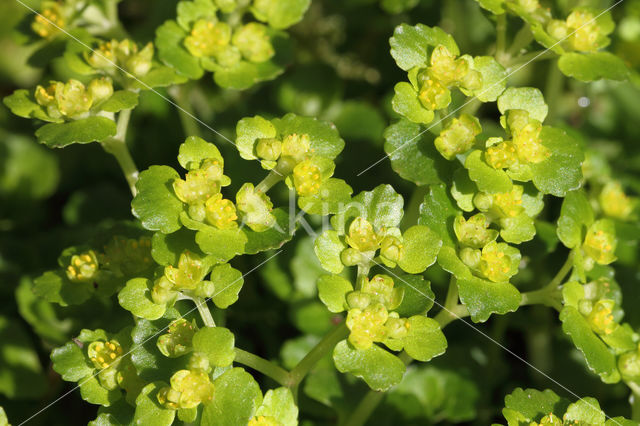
506;50;556;69
521;288;563;312
255;170;284;193
234;348;290;387
544;60;564;123
507;25;534;57
172;84;202;138
288;323;349;387
194;297;215;327
400;185;428;231
461;98;482;117
101;109;139;197
546;253;574;292
343;390;385;426
434;303;469;328
495;13;508;64
627;382;640;421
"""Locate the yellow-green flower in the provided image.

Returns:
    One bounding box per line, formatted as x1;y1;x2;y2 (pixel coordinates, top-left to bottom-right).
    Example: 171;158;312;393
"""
32;2;65;39
479;241;519;282
600;182;633;220
486;140;518;170
587;299;617;335
281;133;311;164
293;159;322;196
88;340;124;369
236;183;275;232
566;9;601;52
492;186;525;218
454;214;499;249
345;217;379;252
157;319;197;358
158;369;214;409
232;23;274;63
184;19;232;58
205;193;238;229
164;251;208;291
249;416;280;426
102;236;153;277
66;250;100;282
434;114;481;160
417;75;451;111
346;303;389;350
583;219;617;265
361;274;403;310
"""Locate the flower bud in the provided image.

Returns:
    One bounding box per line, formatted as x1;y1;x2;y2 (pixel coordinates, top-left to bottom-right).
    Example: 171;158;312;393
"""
88;77;114;105
362;274;403;310
539;413;563;425
380;235;403;262
547;19;569;41
385;317;410;340
66;250;100;282
173;168;222;205
434;114;481;160
345;217;379;252
152;276;178;305
205;194;238;229
340;248;361;266
566;9;600;52
583;219;617;265
618;349;640;382
346;291;373;310
511;119;549;164
429;45;469;86
232;23;274;63
460;247;481;269
157;319;196;358
578;299;593;316
127;42;154;77
188;352;211;372
236;183;276;232
88;340;124;369
86;40;117;71
255;138;282;162
600;182;633;220
587;299;617;335
473;192;494;211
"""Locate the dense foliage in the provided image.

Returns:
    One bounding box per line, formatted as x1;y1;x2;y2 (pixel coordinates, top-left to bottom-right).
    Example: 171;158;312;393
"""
1;0;640;425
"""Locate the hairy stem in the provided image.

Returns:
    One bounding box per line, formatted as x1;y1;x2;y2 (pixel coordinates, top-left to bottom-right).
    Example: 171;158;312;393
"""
194;297;215;327
234;348;290;387
288;323;349;387
101;109;139;196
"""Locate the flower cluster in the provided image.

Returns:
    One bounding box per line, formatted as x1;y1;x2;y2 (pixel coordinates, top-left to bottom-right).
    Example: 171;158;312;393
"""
86;39;155;79
546;8;615;52
31;1;66;39
152;251;214;305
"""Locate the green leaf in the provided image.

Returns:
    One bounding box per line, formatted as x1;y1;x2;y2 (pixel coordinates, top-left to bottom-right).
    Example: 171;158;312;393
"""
559;306;620;383
497;87;548;122
457;276;521;323
51;340;94;382
33;270;93;306
471;56;507;102
465;150;512;193
80;375;121;406
155;21;204;80
386;365;479;423
558;52;629;82
90;399;135;426
564;398;606;424
601;323;637;354
133;382;176;426
314;230;346;274
299;178;353;215
500;214;536;244
451;168;477;212
151;228;200;266
503;388;569;422
210;263;244;309
317;274;353;313
390;23;459;71
192;327;235;367
132;165;184;234
176;0;217;29
531;126;584;197
99;91;139;113
394;274;435;317
135;66;189;89
383;118;452;186
131;317;189;382
242;208;293;254
35;117;117;148
202;368;263;425
333;340;405;391
252;0;310;29
235;115;277;162
195;227;247;262
403;316;447;362
557;190;593;249
334;184;404;233
391;82;434;124
178;136;224;170
3;89;49;120
418;184;458;246
254;387;298;426
474;0;504;14
397;225;442;274
118;278;166;320
272;113;345;160
0;317;47;399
